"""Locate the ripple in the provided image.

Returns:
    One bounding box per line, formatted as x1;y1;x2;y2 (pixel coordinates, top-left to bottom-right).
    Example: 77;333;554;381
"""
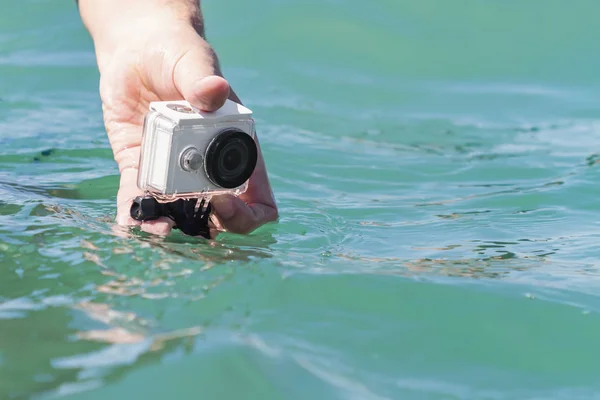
0;50;96;67
7;1;600;398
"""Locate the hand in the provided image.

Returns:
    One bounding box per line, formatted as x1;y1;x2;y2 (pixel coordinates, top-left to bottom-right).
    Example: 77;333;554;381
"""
94;21;277;238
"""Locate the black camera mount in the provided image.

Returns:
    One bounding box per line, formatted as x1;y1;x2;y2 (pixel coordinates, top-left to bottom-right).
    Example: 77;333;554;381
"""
130;196;212;239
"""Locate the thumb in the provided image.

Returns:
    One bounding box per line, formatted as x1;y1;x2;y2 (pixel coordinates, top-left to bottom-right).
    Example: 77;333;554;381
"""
172;49;230;112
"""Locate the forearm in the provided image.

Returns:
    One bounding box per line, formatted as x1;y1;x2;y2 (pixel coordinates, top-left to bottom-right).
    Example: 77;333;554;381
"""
77;0;204;39
77;0;205;69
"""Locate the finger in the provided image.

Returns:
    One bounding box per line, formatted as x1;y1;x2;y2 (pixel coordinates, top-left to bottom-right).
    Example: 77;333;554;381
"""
115;167;176;236
110;123;145;228
141;217;176;236
115;168;143;227
186;76;230;112
209;228;219;240
210;194;278;235
172;49;230;112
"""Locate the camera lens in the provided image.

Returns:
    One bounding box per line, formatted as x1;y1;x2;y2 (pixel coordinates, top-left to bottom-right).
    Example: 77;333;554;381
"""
205;128;258;188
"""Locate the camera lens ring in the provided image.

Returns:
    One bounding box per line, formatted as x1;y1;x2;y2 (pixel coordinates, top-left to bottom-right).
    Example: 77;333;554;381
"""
204;128;257;189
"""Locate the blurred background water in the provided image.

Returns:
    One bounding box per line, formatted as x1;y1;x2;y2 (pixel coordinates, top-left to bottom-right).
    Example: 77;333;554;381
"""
2;1;600;399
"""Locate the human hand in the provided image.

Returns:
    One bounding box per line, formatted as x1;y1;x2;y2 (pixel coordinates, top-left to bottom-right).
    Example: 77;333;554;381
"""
80;4;277;238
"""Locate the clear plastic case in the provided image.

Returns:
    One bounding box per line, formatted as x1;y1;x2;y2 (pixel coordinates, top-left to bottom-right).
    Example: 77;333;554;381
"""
137;100;256;200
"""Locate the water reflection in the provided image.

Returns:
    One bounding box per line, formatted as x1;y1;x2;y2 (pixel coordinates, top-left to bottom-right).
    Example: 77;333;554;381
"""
0;210;281;398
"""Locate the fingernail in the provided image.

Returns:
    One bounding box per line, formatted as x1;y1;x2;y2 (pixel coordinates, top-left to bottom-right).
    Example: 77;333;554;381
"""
212;196;236;220
191;77;229;112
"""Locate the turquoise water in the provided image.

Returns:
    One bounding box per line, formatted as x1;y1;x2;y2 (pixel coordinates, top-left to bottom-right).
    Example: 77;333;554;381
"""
3;1;600;398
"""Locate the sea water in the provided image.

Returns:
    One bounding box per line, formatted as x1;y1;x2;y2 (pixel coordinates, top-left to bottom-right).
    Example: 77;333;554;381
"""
2;1;600;399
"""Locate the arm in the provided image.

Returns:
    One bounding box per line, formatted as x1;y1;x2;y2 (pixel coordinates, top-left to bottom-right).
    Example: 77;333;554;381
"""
76;0;278;237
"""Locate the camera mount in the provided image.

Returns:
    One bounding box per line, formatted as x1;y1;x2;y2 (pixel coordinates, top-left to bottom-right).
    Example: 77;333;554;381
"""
130;196;212;238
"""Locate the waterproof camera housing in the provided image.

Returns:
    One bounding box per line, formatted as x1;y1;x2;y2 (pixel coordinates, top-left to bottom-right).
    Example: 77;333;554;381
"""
137;99;258;198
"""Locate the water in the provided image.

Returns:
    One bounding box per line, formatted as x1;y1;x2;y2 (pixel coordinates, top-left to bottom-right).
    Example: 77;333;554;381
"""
3;1;600;398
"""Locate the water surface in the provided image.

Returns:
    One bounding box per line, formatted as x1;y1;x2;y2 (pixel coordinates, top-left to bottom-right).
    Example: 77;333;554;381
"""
2;1;600;399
